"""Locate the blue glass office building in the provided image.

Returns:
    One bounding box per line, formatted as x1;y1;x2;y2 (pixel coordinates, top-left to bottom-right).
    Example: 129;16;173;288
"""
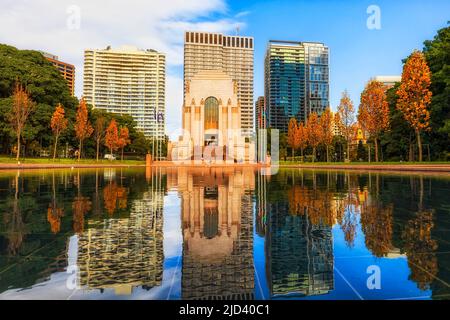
264;41;329;132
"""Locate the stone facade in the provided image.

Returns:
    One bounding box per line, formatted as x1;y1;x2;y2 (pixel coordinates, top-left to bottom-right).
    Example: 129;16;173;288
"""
172;70;255;163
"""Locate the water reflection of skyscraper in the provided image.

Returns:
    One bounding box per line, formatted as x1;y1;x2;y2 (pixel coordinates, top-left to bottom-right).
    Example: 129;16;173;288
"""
266;201;334;298
77;170;164;295
260;171;335;298
172;167;255;300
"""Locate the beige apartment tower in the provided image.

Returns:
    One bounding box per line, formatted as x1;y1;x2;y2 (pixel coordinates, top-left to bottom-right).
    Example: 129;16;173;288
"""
184;31;254;136
83;46;165;138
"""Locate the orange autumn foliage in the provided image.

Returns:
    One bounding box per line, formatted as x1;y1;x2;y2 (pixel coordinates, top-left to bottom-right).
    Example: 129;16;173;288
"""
396;51;432;162
306;112;321;162
103;181;128;215
105;119;119;156
72;196;91;234
360;202;394;257
297;121;308;158
50;104;68;159
10;83;36;161
358;80;390;162
117;126;131;160
337;91;355;161
320;108;334;162
402;210;438;290
74;98;93;160
47;205;64;234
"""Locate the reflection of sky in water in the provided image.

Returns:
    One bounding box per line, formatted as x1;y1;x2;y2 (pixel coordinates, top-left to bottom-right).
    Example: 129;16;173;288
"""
0;169;448;300
253;211;432;300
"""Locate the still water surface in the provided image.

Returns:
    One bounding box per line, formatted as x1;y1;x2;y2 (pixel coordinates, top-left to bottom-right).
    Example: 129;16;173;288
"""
0;167;449;300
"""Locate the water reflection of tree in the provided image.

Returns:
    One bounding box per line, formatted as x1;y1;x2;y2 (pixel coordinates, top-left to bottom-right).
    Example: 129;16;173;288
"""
402;210;438;290
72;170;92;234
360;202;394;257
103;180;128;216
5;173;27;255
401;175;438;290
285;171;359;247
47;172;64;234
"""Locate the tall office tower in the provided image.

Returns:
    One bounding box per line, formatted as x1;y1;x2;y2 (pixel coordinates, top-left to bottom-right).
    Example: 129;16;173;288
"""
184;31;254;136
255;96;266;130
83;46;165;138
265;40;329;132
41;51;75;96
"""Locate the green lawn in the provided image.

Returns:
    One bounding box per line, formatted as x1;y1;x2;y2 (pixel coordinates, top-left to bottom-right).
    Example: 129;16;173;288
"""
0;157;145;165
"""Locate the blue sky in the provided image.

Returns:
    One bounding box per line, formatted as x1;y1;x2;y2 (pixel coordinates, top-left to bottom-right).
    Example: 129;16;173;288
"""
0;0;449;134
228;0;449;111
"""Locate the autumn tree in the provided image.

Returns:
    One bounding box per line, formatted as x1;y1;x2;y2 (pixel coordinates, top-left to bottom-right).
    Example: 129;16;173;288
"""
105;119;119;158
74;98;93;160
320;108;334;162
117;126;130;161
396;51;432;162
333;112;342;136
358;80;390;162
306;112;321;162
337;90;355;161
287;118;298;159
50;104;68;160
94;116;106;161
297;121;308;160
9;83;36;161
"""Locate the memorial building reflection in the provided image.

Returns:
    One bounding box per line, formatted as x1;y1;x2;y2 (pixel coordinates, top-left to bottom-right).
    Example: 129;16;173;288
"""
167;168;255;300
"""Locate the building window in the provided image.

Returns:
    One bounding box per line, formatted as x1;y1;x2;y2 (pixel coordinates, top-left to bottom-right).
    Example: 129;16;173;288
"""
204;96;219;130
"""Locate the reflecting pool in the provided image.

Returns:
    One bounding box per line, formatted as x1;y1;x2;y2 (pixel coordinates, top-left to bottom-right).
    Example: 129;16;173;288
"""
0;167;449;300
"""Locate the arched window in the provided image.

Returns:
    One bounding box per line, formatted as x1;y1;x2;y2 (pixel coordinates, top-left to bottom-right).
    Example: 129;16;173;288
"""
204;97;219;130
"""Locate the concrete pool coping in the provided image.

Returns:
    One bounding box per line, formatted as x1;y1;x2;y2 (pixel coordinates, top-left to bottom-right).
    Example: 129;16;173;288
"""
0;162;449;174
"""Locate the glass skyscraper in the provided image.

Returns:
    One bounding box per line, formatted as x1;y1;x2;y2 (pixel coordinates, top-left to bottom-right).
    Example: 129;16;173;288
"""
264;41;329;132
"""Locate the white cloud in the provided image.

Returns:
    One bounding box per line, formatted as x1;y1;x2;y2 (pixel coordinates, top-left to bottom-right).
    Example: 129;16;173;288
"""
0;0;246;134
235;10;251;18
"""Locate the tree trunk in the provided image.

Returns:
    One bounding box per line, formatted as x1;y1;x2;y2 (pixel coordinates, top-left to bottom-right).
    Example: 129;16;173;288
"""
110;146;113;161
121;148;124;161
78;139;82;161
346;138;350;162
326;146;330;162
416;129;422;162
16;129;21;161
53;135;59;160
291;148;294;161
374;138;379;162
96;139;100;162
312;147;316;163
301;148;304;162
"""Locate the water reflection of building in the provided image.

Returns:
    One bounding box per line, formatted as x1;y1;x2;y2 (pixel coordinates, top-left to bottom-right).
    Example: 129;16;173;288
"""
77;175;164;295
256;173;268;237
172;167;255;300
266;202;334;297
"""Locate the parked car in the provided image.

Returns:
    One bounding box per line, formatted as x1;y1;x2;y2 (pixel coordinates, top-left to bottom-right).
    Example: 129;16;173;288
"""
104;154;117;160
